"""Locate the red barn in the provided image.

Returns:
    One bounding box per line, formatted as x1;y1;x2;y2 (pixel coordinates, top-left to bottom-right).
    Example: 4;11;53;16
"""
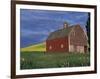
46;22;88;53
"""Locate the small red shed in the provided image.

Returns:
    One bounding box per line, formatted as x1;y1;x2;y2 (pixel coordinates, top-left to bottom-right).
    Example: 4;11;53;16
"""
46;22;88;53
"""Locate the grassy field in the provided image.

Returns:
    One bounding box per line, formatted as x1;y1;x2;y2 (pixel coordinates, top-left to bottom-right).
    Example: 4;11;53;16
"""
20;51;90;69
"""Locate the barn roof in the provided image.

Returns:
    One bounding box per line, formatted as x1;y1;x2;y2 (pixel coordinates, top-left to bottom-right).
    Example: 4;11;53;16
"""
47;25;75;40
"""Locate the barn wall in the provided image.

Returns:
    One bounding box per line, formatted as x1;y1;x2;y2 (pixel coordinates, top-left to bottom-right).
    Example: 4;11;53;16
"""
69;45;86;53
77;46;84;53
69;25;88;53
70;25;87;46
69;45;84;53
46;37;69;52
69;45;74;52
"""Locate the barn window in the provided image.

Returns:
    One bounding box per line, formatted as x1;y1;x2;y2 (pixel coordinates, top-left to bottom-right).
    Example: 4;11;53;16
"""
49;45;52;50
61;44;64;48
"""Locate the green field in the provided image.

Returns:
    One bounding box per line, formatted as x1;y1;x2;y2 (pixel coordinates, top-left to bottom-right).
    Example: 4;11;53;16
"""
21;42;46;52
20;51;90;69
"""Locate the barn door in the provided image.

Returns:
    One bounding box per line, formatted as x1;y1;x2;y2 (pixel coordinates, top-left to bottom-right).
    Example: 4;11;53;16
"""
84;46;87;53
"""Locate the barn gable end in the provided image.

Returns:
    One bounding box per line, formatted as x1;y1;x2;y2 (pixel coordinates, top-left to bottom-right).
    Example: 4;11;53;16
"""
69;25;88;53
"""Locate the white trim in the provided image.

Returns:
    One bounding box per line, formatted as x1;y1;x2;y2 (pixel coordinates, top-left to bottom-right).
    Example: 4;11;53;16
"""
16;4;95;75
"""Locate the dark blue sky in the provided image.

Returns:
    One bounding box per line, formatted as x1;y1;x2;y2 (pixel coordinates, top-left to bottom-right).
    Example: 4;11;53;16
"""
20;9;89;48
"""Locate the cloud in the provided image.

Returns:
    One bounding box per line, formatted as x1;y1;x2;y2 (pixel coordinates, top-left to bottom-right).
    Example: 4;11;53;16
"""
21;29;49;37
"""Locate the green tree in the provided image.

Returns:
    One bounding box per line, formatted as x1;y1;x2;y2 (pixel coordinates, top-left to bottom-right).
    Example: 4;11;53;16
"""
85;13;90;51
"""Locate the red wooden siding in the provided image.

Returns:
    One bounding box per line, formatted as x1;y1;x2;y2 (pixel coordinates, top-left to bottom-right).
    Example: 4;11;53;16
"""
69;25;88;53
46;37;69;52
